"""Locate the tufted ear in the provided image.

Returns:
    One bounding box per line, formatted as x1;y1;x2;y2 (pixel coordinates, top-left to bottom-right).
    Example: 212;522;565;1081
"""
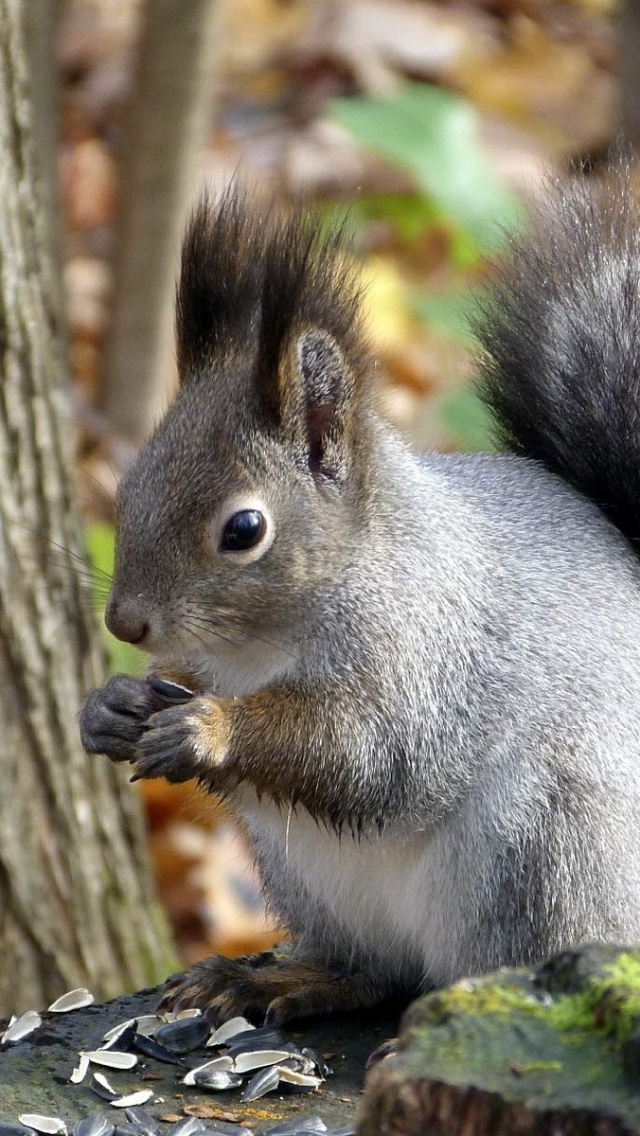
288;329;356;481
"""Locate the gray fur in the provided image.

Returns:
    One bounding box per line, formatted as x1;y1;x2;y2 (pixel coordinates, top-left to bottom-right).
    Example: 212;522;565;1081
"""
81;178;640;1008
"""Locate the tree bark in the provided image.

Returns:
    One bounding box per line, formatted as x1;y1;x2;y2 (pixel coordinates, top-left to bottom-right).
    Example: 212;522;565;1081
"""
0;0;176;1015
102;0;222;447
620;0;640;153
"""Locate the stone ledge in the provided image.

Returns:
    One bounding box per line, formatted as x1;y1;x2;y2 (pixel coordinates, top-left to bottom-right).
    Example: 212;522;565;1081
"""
358;944;640;1136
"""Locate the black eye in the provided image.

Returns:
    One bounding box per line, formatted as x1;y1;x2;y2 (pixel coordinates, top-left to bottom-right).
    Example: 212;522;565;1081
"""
220;509;267;552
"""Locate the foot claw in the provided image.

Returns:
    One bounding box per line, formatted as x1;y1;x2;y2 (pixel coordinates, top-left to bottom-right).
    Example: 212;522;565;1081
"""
157;950;379;1025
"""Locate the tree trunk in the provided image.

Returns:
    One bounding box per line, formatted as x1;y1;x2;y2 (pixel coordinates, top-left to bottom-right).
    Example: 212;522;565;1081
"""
102;0;222;446
620;0;640;153
0;0;176;1015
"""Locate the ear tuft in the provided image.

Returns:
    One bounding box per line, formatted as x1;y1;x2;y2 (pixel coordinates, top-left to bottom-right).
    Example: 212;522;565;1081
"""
296;330;355;480
299;330;353;407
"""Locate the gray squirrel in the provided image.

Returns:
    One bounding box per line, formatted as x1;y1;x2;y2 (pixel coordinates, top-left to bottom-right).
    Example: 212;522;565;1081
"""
81;170;640;1025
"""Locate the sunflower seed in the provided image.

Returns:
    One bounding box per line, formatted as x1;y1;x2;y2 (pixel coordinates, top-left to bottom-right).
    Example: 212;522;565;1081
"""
182;1055;233;1086
133;1034;182;1065
191;1069;243;1092
18;1118;66;1136
240;1065;281;1101
1;1010;42;1045
165;1119;207;1136
83;1050;138;1071
147;678;194;704
48;987;95;1012
91;1073;118;1102
101;1020;138;1049
225;1027;284;1055
232;1049;299;1074
301;1047;332;1077
206;1017;254;1046
0;1125;36;1136
153;1016;210;1054
122;1108;158;1136
198;1125;254;1136
70;1053;91;1084
168;1008;202;1021
72;1117;115;1136
110;1092;154;1109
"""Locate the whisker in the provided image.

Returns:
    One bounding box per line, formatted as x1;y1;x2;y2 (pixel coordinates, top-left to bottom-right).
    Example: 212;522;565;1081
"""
188;609;298;661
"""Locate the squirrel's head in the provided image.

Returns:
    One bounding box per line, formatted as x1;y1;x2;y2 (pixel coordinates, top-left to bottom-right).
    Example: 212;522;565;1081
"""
106;190;377;693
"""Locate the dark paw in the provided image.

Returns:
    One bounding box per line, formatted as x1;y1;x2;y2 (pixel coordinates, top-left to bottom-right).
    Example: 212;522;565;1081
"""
157;949;377;1026
80;674;160;762
131;704;202;784
157;954;276;1023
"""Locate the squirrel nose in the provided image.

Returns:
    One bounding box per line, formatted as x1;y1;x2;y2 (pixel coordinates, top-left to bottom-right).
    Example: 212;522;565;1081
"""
105;594;149;645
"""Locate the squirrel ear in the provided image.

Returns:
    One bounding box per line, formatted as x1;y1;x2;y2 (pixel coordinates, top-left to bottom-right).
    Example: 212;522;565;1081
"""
294;329;355;480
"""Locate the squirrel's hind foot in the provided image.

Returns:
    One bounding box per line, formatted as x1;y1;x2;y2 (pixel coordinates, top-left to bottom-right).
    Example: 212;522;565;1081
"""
157;947;380;1026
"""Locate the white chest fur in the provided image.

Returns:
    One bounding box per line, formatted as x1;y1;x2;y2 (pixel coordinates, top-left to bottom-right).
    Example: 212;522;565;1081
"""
235;790;462;989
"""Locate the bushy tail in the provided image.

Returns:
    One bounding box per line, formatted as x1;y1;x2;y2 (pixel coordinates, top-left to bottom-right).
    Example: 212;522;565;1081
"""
476;168;640;550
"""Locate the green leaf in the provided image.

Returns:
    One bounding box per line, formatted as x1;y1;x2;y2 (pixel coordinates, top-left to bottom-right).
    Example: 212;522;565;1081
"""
86;521;145;676
439;387;496;453
413;289;477;344
332;82;523;252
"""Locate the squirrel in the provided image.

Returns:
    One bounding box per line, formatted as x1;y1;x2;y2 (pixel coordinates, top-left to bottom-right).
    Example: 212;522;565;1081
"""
81;170;640;1027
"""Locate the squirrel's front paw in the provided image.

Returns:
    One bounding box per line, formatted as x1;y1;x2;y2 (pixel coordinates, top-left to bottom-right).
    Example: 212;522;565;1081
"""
132;697;232;785
80;674;160;762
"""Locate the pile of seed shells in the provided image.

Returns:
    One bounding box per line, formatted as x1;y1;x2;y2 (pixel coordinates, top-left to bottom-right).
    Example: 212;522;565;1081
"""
0;990;354;1136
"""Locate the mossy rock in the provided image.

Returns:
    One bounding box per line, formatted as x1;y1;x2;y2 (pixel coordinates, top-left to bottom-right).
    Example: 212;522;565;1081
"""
357;944;640;1136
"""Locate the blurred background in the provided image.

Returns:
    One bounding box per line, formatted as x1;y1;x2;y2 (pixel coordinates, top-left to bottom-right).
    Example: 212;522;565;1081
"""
57;0;630;970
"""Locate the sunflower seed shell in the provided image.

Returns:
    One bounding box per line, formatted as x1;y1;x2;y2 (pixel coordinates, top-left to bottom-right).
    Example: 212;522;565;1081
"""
206;1017;254;1046
110;1093;154;1110
69;1054;91;1084
90;1073;118;1102
48;988;95;1013
18;1118;66;1136
182;1055;233;1086
192;1069;243;1092
153;1017;210;1054
277;1066;322;1089
200;1125;254;1136
133;1015;166;1037
133;1034;182;1065
2;1010;42;1045
240;1065;281;1101
101;1021;137;1051
122;1108;158;1136
165;1119;209;1136
232;1049;299;1074
72;1117;115;1136
225;1028;284;1056
83;1051;138;1071
262;1121;327;1136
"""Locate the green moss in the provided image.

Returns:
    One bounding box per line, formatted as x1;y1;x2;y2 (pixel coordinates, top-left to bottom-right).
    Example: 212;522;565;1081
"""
545;992;594;1034
514;1060;563;1074
423;953;640;1048
425;981;537;1021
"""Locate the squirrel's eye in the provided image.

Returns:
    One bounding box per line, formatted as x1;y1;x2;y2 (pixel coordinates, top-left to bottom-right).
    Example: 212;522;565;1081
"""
220;509;267;552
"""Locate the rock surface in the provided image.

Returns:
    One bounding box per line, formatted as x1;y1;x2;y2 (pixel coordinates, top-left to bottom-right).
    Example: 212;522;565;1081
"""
358;944;640;1136
0;982;399;1136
